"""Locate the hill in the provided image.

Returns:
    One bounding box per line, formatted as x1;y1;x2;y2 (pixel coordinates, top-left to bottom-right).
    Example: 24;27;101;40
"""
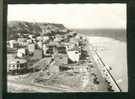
7;21;69;40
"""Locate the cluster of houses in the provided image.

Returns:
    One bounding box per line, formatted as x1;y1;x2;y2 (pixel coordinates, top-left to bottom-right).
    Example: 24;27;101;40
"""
7;30;88;75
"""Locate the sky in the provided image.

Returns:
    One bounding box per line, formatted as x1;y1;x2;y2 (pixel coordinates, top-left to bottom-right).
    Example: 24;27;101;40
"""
8;4;126;29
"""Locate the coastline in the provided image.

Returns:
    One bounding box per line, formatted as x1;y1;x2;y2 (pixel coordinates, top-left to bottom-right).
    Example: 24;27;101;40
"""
85;35;127;92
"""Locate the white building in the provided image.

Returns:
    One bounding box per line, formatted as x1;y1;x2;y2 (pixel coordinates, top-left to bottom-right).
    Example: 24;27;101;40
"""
28;43;35;53
17;38;27;46
42;44;48;55
37;41;43;49
17;48;26;58
8;40;17;48
27;39;32;44
28;34;34;39
67;50;81;62
36;36;43;41
43;36;49;42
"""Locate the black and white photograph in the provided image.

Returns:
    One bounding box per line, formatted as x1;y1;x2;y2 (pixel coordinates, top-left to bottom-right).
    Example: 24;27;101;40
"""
7;4;127;92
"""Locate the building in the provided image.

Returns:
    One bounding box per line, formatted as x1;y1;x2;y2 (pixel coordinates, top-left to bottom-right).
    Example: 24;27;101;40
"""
42;36;49;42
65;43;76;51
36;36;43;41
67;50;81;62
28;43;35;55
28;34;35;39
42;44;48;56
37;41;43;49
17;48;26;58
17;38;27;46
8;59;27;75
27;39;32;44
54;34;63;42
17;37;27;42
8;40;18;48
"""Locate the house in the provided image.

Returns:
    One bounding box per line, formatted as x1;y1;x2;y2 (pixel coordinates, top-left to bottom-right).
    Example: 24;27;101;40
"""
8;40;18;48
59;63;88;73
37;41;43;49
42;36;49;42
27;39;32;44
42;44;48;56
8;59;27;75
17;48;26;58
28;43;35;55
17;38;27;46
36;36;43;41
17;38;27;43
65;43;75;51
54;34;63;42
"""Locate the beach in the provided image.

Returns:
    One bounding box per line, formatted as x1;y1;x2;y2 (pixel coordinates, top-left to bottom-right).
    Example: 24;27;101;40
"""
87;36;128;92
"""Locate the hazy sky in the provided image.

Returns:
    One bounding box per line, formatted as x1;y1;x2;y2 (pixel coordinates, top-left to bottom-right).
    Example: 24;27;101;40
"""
8;4;126;29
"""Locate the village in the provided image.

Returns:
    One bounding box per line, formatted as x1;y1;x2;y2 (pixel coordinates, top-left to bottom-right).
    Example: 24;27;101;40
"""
7;27;117;92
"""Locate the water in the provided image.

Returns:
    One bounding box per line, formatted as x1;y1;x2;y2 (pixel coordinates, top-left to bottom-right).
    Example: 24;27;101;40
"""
74;29;128;92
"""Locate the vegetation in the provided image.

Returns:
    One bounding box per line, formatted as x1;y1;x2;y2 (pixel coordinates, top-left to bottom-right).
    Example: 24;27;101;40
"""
7;21;68;40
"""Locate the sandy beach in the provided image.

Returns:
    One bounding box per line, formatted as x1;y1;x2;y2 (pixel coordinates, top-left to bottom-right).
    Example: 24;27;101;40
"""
87;36;128;92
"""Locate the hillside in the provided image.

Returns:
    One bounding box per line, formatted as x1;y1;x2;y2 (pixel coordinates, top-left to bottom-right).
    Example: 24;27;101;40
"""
7;21;69;40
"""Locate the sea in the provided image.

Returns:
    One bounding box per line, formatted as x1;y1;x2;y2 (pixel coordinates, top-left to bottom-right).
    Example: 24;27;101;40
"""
72;29;128;92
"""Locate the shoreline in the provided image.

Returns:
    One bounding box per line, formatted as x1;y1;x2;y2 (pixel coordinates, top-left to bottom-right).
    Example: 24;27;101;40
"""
85;35;127;92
